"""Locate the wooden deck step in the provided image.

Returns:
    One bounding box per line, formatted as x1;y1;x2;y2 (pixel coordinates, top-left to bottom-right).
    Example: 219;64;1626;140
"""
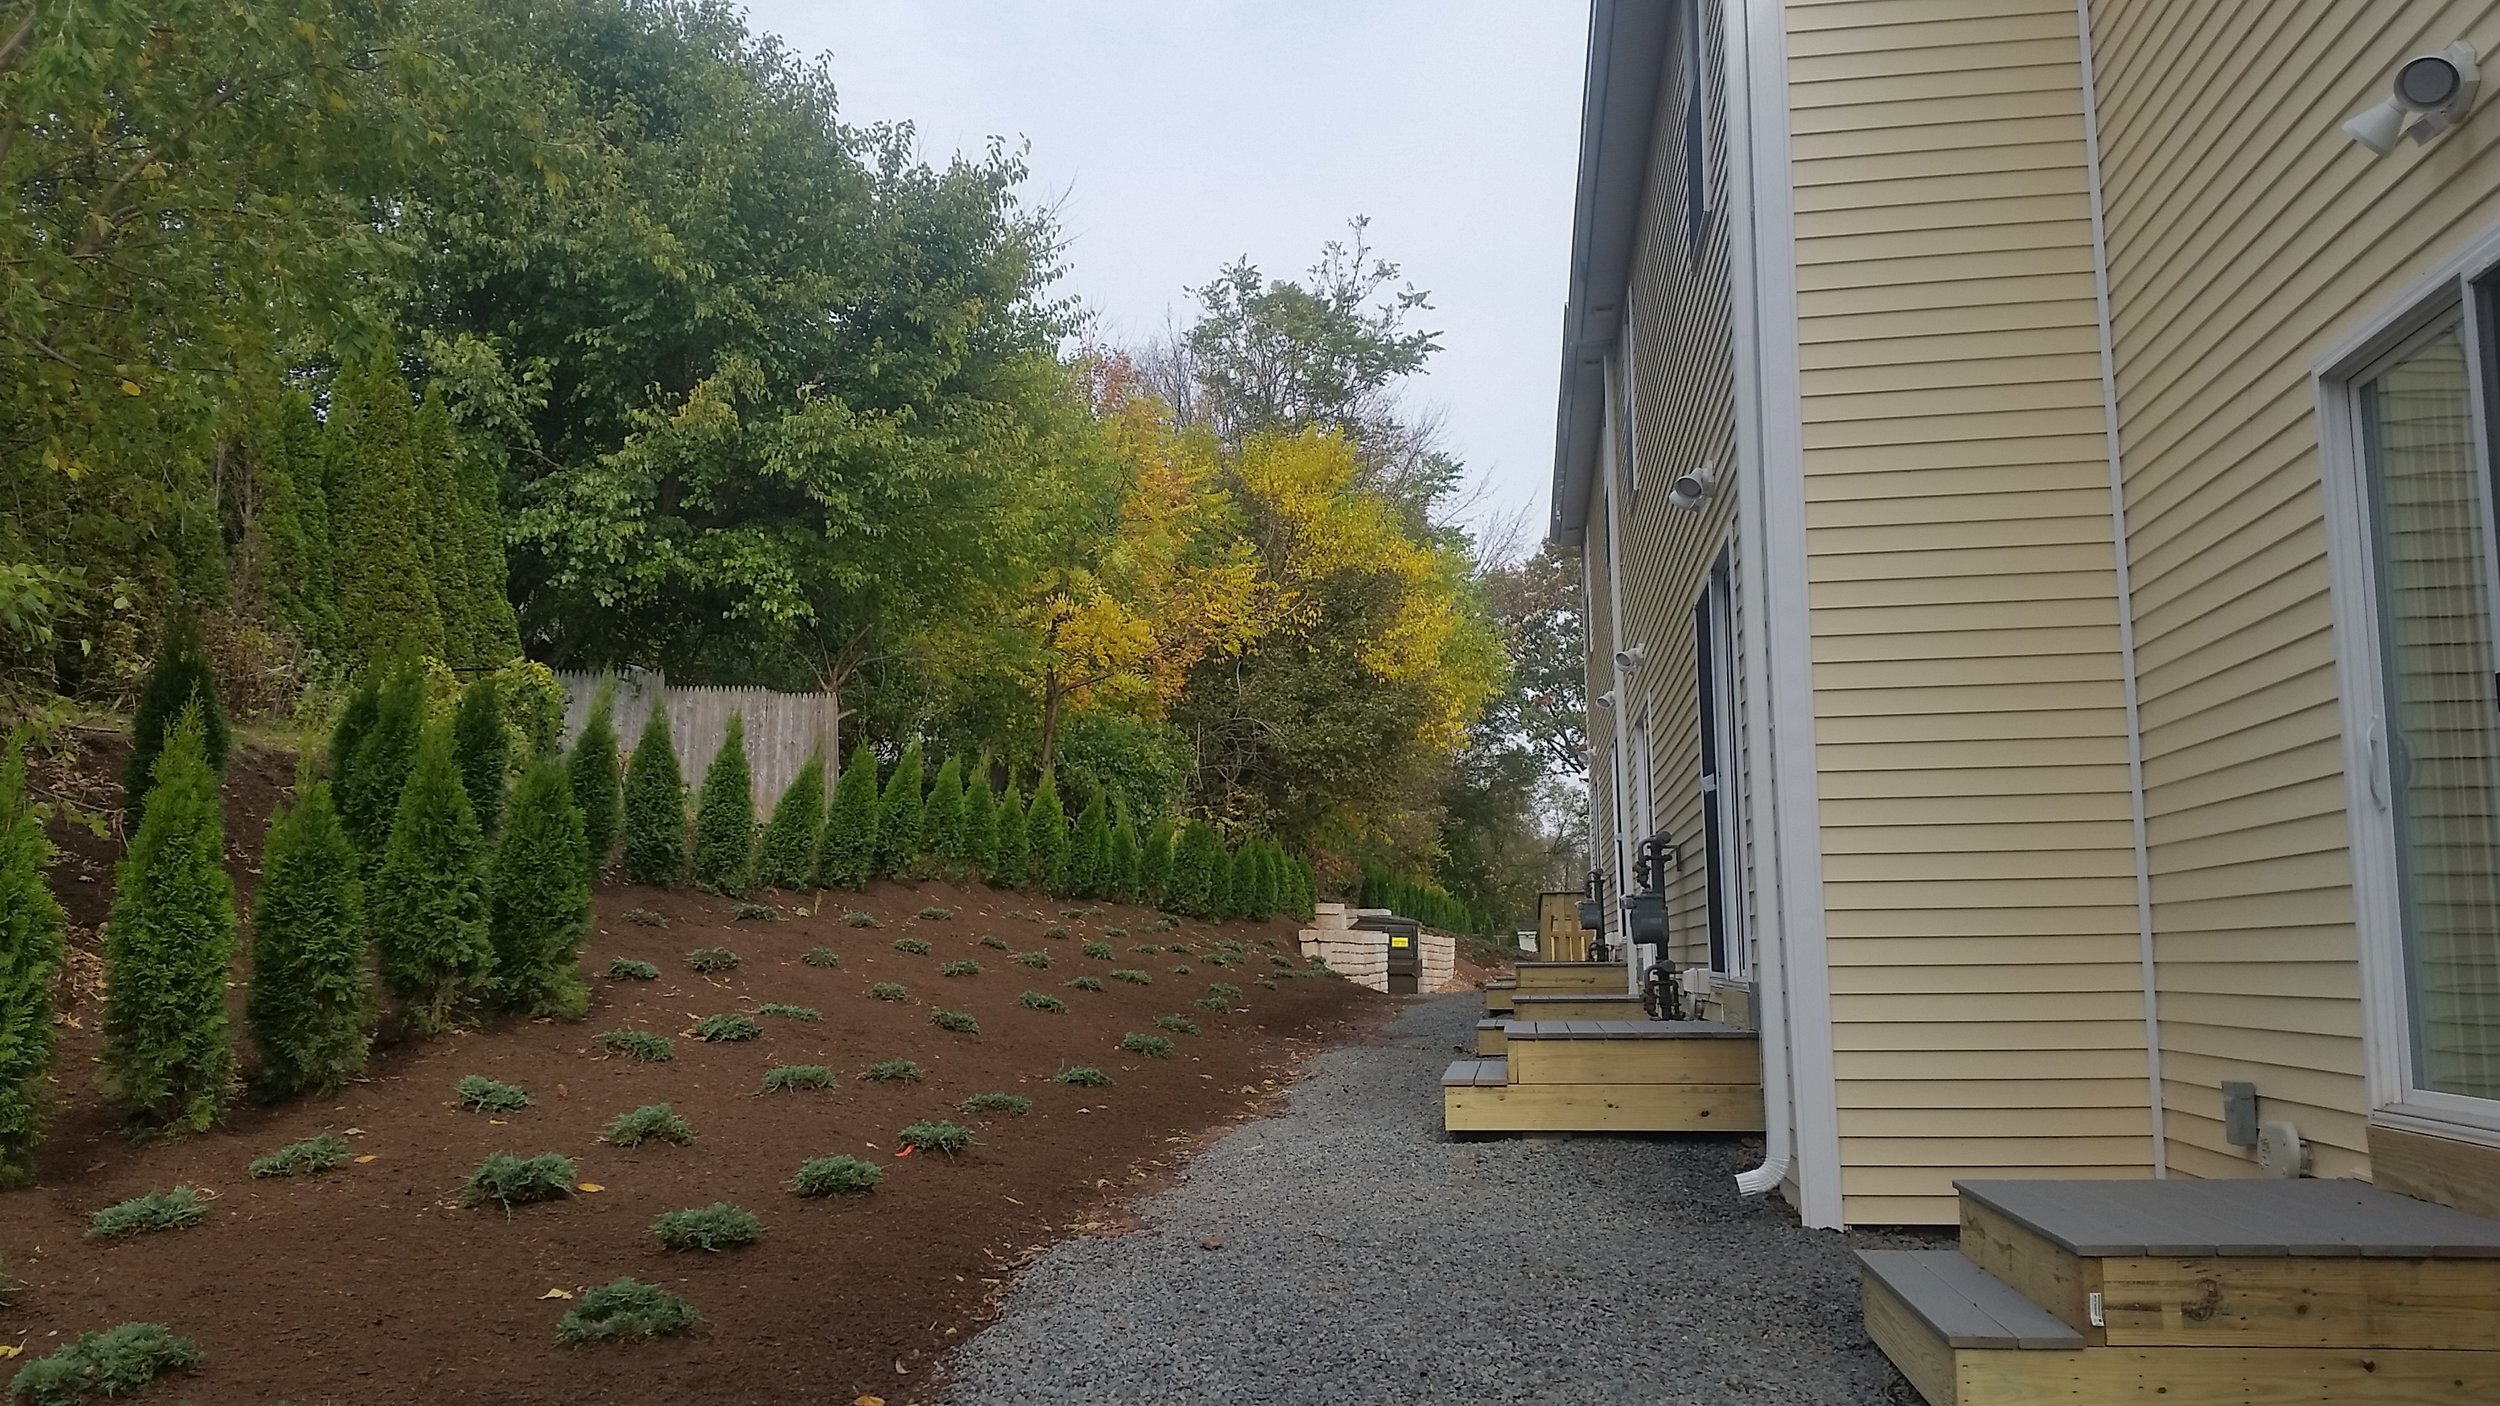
1958;1176;2500;1259
1512;962;1628;996
1441;1057;1506;1088
1511;993;1652;1020
1441;1023;1763;1135
1482;981;1514;1016
1504;1020;1760;1092
1473;1019;1507;1056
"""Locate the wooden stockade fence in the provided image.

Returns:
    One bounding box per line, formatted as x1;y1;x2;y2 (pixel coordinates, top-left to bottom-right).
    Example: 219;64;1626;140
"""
555;670;834;812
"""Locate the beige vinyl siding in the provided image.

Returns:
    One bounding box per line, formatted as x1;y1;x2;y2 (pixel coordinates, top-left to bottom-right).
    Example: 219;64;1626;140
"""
1787;0;2154;1225
2091;0;2500;1180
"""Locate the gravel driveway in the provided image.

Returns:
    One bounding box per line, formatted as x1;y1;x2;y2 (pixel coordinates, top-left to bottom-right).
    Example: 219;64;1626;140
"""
945;991;1929;1405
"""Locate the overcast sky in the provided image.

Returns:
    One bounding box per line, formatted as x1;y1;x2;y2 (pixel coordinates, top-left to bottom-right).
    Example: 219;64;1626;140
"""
742;1;1588;556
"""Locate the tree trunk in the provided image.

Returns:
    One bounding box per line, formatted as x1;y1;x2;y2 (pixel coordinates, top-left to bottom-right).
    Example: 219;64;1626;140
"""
1038;667;1065;774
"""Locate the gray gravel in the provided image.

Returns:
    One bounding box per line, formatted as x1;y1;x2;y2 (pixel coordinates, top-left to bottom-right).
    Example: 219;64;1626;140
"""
945;991;1935;1405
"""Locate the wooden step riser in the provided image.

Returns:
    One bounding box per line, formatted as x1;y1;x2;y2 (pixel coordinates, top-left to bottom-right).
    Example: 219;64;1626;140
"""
1444;1082;1764;1134
1474;1027;1506;1056
1509;997;1654;1019
1513;968;1629;995
1484;993;1514;1015
1505;1039;1760;1088
1961;1200;2500;1350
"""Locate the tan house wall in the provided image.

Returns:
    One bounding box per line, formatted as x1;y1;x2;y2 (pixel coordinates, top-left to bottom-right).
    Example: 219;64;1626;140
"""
2089;1;2500;1180
1786;0;2155;1225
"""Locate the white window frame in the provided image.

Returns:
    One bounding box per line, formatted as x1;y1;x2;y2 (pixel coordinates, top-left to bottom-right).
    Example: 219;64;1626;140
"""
2316;223;2500;1147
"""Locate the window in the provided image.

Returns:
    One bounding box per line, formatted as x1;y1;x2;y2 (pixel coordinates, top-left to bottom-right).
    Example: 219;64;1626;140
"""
1694;549;1745;978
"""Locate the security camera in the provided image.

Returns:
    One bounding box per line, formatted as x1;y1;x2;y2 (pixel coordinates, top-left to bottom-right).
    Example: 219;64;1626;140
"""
1614;644;1647;674
1592;689;1616;711
2347;42;2480;154
1666;464;1718;512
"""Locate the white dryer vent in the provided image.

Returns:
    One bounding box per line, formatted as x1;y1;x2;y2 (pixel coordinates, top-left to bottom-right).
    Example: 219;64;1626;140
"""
2255;1119;2309;1179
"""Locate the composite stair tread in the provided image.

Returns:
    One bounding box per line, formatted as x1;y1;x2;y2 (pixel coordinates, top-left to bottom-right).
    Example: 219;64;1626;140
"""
1441;1057;1507;1088
1857;1249;2084;1351
1504;1019;1751;1040
1958;1176;2500;1259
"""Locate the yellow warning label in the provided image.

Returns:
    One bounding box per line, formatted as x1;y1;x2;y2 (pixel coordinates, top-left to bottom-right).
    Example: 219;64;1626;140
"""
1391;936;1410;948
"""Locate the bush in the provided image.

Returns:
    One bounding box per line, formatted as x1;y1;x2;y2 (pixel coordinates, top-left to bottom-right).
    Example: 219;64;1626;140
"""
918;905;954;920
1193;996;1231;1013
802;946;839;968
755;1002;820;1022
959;760;997;880
754;752;826;890
456;1075;531;1112
461;1151;575;1209
556;1278;696;1344
1014;950;1050;969
88;1187;207;1239
817;742;880;888
244;780;371;1100
1105;807;1141;903
896;1119;971;1155
866;982;908;1002
979;934;1010;950
1064;976;1103;992
1208;843;1238;921
568;677;622;874
1017;990;1066;1012
684;946;739;973
760;1064;833;1092
693;1013;760;1042
99;710;235;1131
959;1092;1031;1116
450;676;509;837
599;1029;672;1062
1081;941;1113;960
9;1322;198;1406
0;744;65;1183
790;1154;881;1196
690;712;754;893
606;958;659;981
987;781;1029;889
1109;968;1151;985
1165;821;1221;918
248;1133;350;1178
1140;823;1175;908
1026;772;1068;894
652;1202;759;1252
918;752;964;875
487;756;591;1019
123;608;230;832
862;1058;922;1082
1154;1014;1200;1036
732;901;776;921
891;937;929;954
1208;982;1243;998
1054;1065;1111;1087
371;718;493;1035
930;1008;979;1034
1120;1033;1174;1057
848;911;882;928
875;740;925;878
622;906;665;927
620;705;685;885
603;1103;696;1146
937;959;980;977
338;664;424;867
1064;789;1107;898
1169;963;1193;975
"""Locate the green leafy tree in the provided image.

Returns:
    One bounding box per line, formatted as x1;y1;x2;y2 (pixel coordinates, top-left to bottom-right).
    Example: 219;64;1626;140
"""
958;760;996;881
339;665;425;867
100;710;234;1130
0;740;68;1183
122;608;231;830
875;741;925;879
372;720;493;1033
817;743;880;888
1066;790;1109;899
1027;772;1068;895
691;714;755;893
569;679;622;874
489;758;592;1018
245;780;370;1100
621;706;685;886
918;754;964;876
1167;821;1220;919
328;347;445;668
756;754;826;890
988;783;1029;890
1105;804;1140;904
450;676;510;837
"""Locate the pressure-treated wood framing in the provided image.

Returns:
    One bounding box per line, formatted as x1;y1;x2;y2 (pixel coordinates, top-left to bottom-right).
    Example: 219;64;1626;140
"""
1958;1200;2100;1342
1474;1020;1506;1056
1510;994;1655;1020
1511;962;1630;996
1443;1080;1765;1133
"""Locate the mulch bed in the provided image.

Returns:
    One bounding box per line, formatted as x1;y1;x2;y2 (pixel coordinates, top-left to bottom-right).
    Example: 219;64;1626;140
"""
13;734;1383;1404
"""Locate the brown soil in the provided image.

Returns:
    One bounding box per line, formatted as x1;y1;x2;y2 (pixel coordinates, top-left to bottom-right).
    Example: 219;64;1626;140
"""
12;734;1384;1404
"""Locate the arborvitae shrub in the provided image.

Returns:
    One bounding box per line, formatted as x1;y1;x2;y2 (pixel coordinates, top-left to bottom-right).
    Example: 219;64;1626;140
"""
122;607;230;830
569;677;622;875
100;710;234;1131
244;389;340;654
244;780;371;1100
918;753;963;876
817;742;879;888
1066;790;1108;899
755;754;825;890
371;719;493;1035
1210;843;1240;921
1166;821;1220;919
988;783;1029;889
0;741;67;1184
1141;823;1175;907
958;760;995;879
1026;772;1068;895
875;741;925;878
328;345;445;666
339;663;424;866
450;676;509;838
327;676;379;799
488;757;591;1018
1106;807;1140;904
620;704;685;886
689;713;754;894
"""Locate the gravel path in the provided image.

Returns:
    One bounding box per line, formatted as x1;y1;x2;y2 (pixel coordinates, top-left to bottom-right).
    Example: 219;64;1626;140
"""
945;991;1932;1405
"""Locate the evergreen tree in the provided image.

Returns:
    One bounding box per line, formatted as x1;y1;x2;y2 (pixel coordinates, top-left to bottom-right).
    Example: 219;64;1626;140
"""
327;674;379;795
958;759;996;881
100;710;235;1131
1209;842;1238;921
1027;772;1069;895
875;741;925;878
1253;842;1281;922
339;664;424;867
448;395;521;666
371;719;492;1034
569;678;622;876
755;754;826;890
690;713;755;894
1167;821;1220;919
817;743;881;888
1105;804;1140;905
245;780;370;1100
327;346;445;668
0;739;67;1184
988;782;1029;889
123;607;231;831
918;754;964;876
620;705;686;886
1066;790;1109;898
450;676;509;837
488;757;592;1018
243;390;339;654
1142;822;1176;908
412;385;473;665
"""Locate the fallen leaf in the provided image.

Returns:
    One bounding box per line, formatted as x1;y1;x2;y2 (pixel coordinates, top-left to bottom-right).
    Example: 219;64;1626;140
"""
353;1155;379;1164
854;1398;886;1406
540;1288;573;1300
894;1145;914;1159
1200;1237;1224;1251
576;1182;604;1193
342;1128;366;1136
488;1119;507;1126
0;1345;20;1359
1003;1196;1022;1205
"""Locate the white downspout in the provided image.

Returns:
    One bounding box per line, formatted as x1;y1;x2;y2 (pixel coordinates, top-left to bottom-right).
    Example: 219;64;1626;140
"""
1599;394;1634;981
1723;0;1790;1202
